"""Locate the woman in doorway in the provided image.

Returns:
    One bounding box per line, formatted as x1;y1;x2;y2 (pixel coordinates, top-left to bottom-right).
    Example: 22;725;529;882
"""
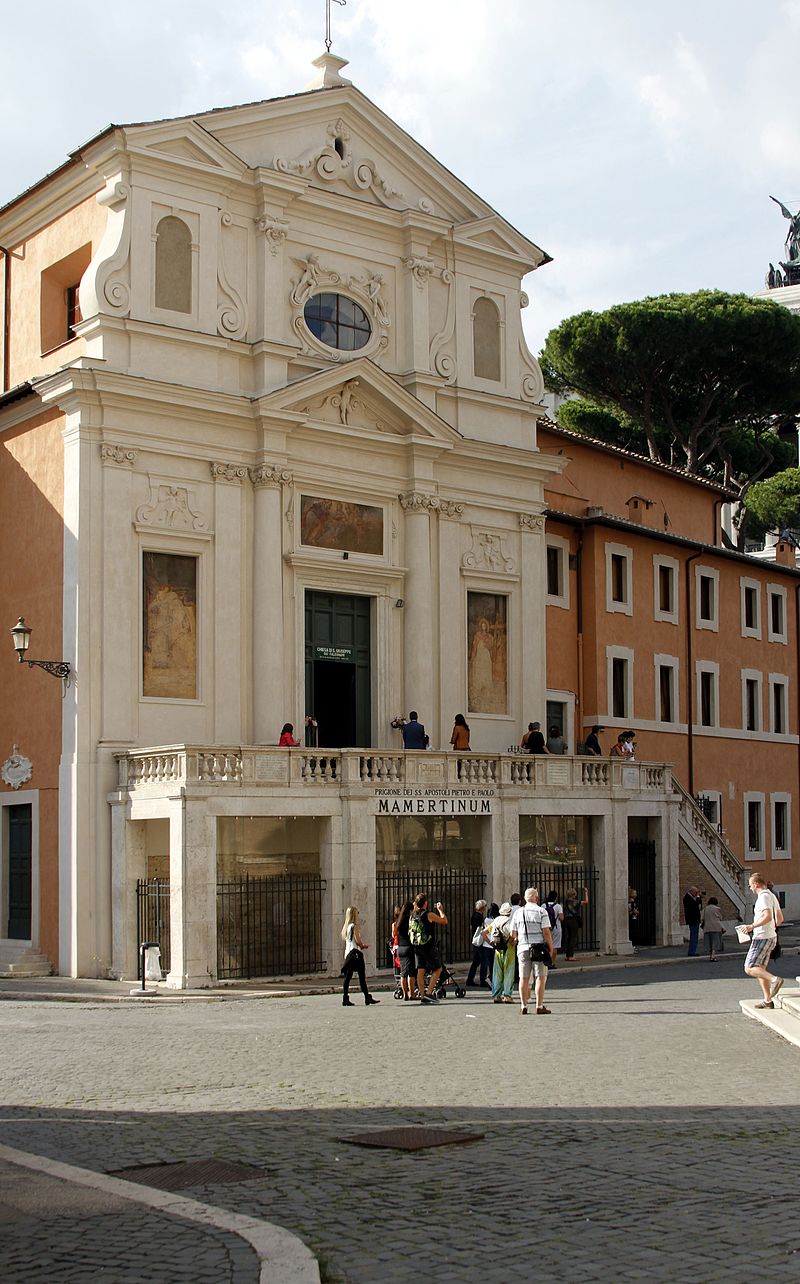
278;723;300;746
393;900;418;999
563;885;588;961
341;907;380;1007
450;714;471;751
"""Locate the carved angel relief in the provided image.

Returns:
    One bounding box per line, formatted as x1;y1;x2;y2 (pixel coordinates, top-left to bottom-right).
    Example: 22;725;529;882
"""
274;119;434;215
461;530;516;574
136;482;209;533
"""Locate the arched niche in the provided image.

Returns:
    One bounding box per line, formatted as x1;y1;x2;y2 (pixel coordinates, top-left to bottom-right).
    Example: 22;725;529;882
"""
155;215;192;314
472;295;502;382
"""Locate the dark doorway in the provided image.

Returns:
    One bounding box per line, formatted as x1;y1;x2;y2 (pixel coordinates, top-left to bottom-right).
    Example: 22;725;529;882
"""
305;591;371;747
7;804;32;939
628;839;656;947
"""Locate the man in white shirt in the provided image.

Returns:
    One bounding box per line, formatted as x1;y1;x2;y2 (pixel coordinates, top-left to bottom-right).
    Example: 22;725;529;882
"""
742;872;785;1008
510;887;553;1016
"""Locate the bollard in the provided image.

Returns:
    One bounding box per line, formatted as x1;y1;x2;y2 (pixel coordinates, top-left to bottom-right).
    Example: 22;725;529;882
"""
130;941;161;996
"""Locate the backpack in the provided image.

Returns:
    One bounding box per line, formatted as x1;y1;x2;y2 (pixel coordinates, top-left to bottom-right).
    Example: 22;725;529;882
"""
545;902;558;931
489;920;508;951
408;911;431;947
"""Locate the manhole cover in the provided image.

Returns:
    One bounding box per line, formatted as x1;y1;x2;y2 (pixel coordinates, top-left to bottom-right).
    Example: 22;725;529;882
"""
109;1159;266;1190
338;1127;483;1152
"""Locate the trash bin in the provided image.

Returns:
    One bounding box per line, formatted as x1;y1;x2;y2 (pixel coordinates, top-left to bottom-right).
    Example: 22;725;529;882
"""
144;944;162;981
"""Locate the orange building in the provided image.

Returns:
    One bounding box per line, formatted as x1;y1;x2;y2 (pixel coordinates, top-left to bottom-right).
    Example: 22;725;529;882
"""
540;420;800;914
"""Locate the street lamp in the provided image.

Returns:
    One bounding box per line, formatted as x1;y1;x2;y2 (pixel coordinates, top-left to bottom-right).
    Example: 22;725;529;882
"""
10;617;71;688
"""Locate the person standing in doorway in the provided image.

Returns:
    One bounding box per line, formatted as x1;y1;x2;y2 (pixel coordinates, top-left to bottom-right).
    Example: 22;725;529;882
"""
402;712;428;749
341;907;380;1007
683;885;703;956
510;887;553;1016
742;872;785;1008
546;726;567;754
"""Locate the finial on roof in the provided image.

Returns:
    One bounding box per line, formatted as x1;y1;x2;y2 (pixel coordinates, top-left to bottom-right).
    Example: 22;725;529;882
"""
307;52;351;90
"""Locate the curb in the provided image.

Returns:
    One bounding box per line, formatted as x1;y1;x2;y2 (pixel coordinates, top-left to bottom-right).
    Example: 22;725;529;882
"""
0;1143;320;1284
1;946;798;1004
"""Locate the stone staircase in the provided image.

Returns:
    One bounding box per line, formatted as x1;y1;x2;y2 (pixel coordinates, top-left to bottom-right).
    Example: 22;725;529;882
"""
673;779;747;916
0;940;53;977
741;977;800;1049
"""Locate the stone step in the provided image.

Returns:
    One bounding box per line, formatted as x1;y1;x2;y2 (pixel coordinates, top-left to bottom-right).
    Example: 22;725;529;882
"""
1;946;52;977
740;986;800;1050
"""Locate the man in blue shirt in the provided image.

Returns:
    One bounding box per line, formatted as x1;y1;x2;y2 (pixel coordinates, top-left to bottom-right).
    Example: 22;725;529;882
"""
402;711;428;749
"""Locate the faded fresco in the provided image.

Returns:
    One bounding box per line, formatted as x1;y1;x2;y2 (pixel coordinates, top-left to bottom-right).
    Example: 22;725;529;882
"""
142;551;197;699
300;495;383;555
467;592;507;714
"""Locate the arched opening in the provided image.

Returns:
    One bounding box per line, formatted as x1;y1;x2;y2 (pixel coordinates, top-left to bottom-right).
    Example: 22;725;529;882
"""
473;295;501;381
155;216;192;314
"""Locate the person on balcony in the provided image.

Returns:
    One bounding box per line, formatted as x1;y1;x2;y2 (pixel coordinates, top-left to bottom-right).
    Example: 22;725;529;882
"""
546;725;567;754
584;725;604;755
402;711;428;749
450;713;471;751
525;722;548;753
278;723;300;746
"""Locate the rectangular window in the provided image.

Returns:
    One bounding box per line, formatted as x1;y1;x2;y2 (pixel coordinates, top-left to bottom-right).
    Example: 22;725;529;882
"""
658;565;673;614
774;800;788;852
747;798;763;853
745;678;759;731
699;575;714;621
697;793;721;829
546;545;561;598
611;554;626;604
772;679;787;735
659;664;674;723
653;555;679;625
700;671;714;727
66;284;82;340
743;585;757;632
606;543;633;615
612;657;628;718
142;551;198;700
768;586;787;643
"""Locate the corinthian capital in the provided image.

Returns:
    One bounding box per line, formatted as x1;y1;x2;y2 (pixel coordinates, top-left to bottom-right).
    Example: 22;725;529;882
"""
250;463;292;488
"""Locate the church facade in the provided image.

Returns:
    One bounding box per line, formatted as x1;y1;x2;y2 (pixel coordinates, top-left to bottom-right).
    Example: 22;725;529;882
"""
0;55;754;984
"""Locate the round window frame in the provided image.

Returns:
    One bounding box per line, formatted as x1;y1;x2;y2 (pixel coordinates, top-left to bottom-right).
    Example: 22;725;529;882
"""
303;291;373;354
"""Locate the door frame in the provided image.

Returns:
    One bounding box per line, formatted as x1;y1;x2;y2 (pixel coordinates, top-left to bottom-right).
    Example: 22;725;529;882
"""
0;789;40;945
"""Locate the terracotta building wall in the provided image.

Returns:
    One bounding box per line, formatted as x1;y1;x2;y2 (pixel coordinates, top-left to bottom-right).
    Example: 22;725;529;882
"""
0;406;65;964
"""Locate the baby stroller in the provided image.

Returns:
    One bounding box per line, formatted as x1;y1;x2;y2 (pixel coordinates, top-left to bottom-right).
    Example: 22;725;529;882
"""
394;955;466;999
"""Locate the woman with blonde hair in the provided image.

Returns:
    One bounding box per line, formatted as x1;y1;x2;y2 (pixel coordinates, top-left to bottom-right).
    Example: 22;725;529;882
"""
340;907;380;1008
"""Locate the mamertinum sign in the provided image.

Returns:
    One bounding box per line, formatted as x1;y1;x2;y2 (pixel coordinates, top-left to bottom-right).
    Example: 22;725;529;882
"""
373;786;494;815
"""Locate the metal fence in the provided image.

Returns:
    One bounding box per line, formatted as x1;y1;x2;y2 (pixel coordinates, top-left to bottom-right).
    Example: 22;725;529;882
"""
216;874;326;979
519;864;600;952
376;867;487;968
627;841;656;948
136;878;171;979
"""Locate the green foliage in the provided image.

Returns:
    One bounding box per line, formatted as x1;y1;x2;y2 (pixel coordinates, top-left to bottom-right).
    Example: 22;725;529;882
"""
541;291;800;497
745;468;800;533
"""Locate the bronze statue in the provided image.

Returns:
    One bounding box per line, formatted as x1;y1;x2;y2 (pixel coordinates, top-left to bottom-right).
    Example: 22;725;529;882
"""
770;195;800;266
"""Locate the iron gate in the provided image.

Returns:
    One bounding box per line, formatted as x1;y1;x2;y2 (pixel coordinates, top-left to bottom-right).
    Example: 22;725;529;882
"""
519;864;599;952
376;867;487;968
216;874;325;979
627;840;656;947
136;878;171;979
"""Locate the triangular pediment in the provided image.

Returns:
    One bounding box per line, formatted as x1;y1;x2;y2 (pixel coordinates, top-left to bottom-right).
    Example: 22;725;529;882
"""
125;119;249;179
257;359;462;447
454;215;548;267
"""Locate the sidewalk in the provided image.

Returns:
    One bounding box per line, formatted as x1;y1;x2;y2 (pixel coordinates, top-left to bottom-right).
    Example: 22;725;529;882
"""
1;929;797;1004
0;1144;319;1284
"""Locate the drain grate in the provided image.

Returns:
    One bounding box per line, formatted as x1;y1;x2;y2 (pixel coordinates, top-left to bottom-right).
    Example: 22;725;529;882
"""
338;1126;483;1152
109;1158;266;1190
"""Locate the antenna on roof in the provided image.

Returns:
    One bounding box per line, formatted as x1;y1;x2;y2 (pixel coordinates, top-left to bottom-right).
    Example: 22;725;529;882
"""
325;0;346;53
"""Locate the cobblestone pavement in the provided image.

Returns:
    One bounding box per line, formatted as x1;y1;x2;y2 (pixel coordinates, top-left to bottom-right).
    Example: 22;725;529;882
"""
1;956;799;1282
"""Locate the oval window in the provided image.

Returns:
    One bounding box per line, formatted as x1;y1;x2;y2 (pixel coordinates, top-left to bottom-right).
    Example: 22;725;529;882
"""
304;292;371;351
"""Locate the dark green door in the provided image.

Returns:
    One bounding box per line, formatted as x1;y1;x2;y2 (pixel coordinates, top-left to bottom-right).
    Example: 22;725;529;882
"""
305;591;371;747
7;804;32;940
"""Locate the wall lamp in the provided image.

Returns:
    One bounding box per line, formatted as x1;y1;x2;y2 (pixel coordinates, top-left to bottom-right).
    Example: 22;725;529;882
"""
10;617;71;689
395;598;405;608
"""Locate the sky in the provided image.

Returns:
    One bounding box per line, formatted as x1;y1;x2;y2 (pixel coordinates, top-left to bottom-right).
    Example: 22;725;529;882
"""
2;0;799;354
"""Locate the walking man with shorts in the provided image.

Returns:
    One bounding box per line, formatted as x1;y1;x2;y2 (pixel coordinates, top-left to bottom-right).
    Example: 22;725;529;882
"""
510;887;553;1015
742;872;785;1008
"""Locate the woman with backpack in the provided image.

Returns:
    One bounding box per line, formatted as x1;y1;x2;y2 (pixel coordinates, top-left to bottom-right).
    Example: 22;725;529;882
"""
393;900;418;999
563;885;588;961
341;907;380;1008
486;901;516;1003
409;892;448;1004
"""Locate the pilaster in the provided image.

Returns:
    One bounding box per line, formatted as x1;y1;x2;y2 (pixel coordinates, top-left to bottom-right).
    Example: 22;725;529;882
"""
251;463;291;742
